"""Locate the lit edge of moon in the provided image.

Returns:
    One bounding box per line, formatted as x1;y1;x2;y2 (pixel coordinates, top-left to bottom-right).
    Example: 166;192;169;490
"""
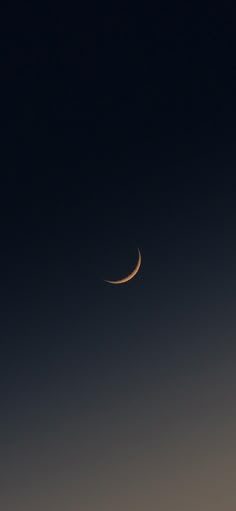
104;248;141;285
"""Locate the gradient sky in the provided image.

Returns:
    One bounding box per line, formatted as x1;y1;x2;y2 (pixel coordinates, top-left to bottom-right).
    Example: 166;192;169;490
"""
1;3;236;510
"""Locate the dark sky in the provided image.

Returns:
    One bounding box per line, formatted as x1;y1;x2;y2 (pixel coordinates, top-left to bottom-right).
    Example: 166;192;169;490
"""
1;4;236;510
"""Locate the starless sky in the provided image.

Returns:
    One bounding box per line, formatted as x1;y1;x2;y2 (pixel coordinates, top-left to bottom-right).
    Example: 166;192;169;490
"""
1;3;236;510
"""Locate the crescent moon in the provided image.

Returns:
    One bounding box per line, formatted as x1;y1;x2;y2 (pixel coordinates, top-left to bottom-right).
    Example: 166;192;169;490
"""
105;248;141;285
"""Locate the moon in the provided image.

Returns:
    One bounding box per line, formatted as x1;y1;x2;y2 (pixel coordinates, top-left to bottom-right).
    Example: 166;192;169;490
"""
105;248;141;284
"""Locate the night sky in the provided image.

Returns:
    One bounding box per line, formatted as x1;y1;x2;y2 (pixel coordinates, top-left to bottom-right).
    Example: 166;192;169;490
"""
2;4;236;510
